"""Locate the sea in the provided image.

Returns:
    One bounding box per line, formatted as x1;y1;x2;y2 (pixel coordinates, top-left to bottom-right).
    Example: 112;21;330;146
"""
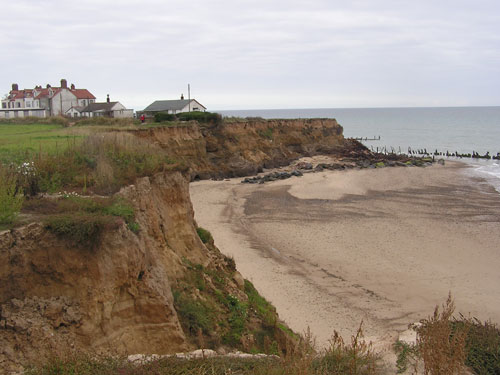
217;106;500;193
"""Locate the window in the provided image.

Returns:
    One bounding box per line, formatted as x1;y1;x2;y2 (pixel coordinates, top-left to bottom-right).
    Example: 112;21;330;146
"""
1;103;5;109
5;111;9;118
82;100;86;106
24;111;29;117
16;102;21;108
26;101;31;108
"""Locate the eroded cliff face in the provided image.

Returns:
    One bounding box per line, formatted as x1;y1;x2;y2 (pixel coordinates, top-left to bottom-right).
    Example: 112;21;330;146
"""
0;119;351;373
135;118;349;180
0;173;248;372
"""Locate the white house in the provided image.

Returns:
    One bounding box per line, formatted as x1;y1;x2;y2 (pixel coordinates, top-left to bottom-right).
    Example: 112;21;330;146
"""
0;79;96;119
141;95;206;117
76;96;133;118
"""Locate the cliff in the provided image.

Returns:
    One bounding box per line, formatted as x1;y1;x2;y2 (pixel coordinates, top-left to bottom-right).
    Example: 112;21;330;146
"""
135;118;353;180
0;119;350;372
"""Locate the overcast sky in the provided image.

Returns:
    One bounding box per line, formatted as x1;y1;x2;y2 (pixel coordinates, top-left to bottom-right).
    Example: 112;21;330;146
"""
1;0;499;110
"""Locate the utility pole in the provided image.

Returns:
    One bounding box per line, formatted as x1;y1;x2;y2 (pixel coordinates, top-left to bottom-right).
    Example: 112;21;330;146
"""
188;84;191;112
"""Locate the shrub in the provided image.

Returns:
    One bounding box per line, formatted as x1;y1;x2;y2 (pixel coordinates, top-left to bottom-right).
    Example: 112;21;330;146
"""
453;316;500;374
154;112;177;122
415;294;468;375
0;165;24;225
45;213;114;248
197;227;213;244
314;323;379;375
258;127;273;140
223;294;248;346
41;196;137;246
177;111;222;125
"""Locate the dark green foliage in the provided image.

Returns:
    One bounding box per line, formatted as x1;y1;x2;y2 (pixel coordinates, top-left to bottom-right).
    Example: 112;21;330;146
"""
177;111;222;125
197;227;213;244
453;317;500;375
41;196;138;246
173;290;214;335
45;213;113;248
154;112;177;122
223;294;248;346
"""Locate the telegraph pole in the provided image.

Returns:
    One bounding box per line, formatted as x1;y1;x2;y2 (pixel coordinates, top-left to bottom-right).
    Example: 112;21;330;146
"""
188;84;191;112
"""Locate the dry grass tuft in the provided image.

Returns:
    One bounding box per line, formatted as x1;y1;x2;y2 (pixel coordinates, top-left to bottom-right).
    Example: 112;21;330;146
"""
416;293;469;375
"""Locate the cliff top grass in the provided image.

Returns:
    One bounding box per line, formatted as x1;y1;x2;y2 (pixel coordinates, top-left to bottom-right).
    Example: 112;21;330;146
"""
0;119;183;229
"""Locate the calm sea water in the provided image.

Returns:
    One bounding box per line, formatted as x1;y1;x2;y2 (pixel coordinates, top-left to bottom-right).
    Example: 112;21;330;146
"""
218;107;500;192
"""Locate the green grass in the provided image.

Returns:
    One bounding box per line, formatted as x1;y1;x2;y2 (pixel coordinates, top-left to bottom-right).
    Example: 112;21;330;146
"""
0;123;86;163
22;195;139;246
245;280;276;328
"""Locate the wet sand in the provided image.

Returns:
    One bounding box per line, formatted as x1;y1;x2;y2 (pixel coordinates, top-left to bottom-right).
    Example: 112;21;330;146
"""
190;160;500;350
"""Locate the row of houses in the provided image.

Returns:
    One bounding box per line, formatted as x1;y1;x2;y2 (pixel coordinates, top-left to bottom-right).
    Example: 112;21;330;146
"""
0;79;207;120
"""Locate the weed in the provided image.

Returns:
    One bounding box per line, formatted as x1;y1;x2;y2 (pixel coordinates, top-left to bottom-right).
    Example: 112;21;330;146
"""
223;294;248;346
415;293;468;375
393;340;418;373
453;315;500;374
127;221;140;233
173;290;215;335
197;227;213;244
245;280;276;328
258;127;274;140
0;165;24;225
45;213;115;248
314;323;379;375
37;196;137;246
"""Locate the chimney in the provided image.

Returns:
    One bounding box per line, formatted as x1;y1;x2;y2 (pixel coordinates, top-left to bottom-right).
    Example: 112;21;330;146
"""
70;83;75;90
181;94;184;100
60;79;67;89
106;94;110;103
12;83;18;91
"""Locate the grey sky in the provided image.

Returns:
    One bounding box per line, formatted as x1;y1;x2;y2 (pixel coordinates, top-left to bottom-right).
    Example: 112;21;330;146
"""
1;0;499;110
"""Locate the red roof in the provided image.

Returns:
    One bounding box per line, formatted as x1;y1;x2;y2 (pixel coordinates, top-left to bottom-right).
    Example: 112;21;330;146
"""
33;88;61;99
8;86;95;100
70;89;95;100
9;90;35;100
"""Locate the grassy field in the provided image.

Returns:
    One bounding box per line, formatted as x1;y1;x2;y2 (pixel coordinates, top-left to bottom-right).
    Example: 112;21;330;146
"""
0;123;86;163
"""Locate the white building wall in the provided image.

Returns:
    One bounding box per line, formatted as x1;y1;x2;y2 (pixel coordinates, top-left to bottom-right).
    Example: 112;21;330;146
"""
50;90;78;116
112;109;134;118
0;109;47;119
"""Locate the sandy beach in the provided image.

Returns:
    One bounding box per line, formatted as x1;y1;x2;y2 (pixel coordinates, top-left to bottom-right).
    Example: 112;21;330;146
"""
190;159;500;350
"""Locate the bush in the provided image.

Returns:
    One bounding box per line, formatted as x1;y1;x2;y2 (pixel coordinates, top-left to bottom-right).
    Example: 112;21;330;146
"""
453;316;500;375
45;213;114;248
415;294;468;375
177;111;222;125
0;165;24;225
41;196;137;246
154;112;177;122
197;227;213;244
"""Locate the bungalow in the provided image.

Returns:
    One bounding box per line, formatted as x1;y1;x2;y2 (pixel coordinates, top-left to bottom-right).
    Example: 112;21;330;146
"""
73;96;133;118
140;95;206;117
